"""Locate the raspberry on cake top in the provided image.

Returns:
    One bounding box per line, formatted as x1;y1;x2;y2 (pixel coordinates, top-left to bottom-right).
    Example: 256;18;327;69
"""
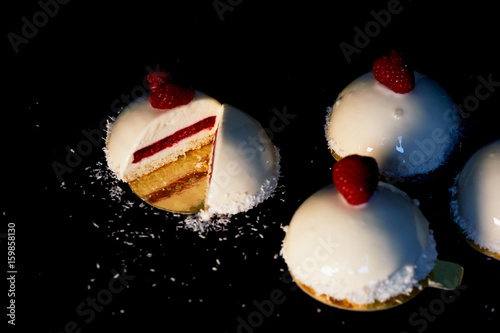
325;50;461;179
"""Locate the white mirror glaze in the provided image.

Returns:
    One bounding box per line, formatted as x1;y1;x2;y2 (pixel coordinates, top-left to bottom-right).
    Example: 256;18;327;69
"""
451;139;500;254
325;72;461;178
203;104;280;216
282;182;437;305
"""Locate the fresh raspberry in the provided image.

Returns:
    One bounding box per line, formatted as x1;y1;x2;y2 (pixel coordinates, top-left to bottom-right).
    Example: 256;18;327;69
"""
332;155;380;205
147;71;195;109
372;50;415;94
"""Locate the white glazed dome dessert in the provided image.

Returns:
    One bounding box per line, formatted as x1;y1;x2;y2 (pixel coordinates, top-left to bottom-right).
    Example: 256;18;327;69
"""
451;139;500;259
282;183;438;308
325;50;461;179
105;71;280;215
281;155;438;309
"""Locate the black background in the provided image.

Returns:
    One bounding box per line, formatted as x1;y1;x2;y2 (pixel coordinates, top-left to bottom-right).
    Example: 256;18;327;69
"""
4;0;500;332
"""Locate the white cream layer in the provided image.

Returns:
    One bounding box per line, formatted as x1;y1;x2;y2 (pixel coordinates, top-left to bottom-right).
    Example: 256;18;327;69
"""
451;139;500;254
105;92;222;181
203;104;280;216
325;72;460;178
282;182;437;305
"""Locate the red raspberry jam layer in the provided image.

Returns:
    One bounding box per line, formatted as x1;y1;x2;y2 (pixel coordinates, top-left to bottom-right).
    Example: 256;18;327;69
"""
132;116;216;163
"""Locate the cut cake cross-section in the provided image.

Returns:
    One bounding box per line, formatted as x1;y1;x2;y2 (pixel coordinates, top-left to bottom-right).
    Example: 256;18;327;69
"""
105;89;279;215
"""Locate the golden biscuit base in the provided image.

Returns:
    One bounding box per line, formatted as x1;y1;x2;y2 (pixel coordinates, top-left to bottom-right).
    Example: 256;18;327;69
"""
450;207;500;261
129;143;213;214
